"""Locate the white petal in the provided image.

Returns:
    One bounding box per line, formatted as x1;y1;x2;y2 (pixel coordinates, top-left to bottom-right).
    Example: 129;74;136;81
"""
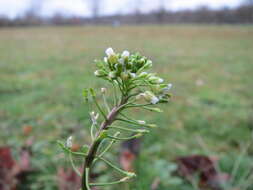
138;120;146;124
105;47;114;57
158;78;164;83
122;50;130;58
150;96;159;104
101;88;106;93
167;83;172;89
66;136;73;148
130;73;136;78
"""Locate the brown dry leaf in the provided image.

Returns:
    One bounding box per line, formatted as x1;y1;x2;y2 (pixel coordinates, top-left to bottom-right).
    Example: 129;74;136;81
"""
57;168;81;190
119;138;141;171
119;150;136;172
22;125;33;136
71;143;81;152
176;155;230;190
0;146;34;190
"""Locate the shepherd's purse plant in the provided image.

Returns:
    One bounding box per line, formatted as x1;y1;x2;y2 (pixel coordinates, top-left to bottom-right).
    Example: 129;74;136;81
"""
58;47;172;190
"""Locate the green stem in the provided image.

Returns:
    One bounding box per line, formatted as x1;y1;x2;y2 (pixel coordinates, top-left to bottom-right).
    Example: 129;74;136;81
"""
102;94;111;113
124;103;152;108
91;95;107;120
107;133;142;141
81;97;129;190
116;118;152;128
99;132;120;157
99;157;133;176
85;168;91;190
90;177;130;186
90;124;95;141
69;153;81;176
110;126;142;132
112;82;118;106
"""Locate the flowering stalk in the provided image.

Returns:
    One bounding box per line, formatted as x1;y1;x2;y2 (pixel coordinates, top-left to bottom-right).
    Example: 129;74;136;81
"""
58;47;172;190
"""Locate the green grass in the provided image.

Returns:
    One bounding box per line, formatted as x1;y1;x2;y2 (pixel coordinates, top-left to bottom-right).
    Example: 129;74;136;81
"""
0;25;253;189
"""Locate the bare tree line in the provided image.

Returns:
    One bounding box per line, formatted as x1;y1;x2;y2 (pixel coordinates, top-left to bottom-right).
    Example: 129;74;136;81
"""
0;0;252;26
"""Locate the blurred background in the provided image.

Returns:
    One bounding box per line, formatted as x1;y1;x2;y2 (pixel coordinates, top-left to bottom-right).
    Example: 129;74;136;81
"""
0;0;253;25
0;0;253;190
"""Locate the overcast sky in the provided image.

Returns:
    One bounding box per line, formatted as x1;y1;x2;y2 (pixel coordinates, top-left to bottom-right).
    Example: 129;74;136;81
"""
0;0;242;19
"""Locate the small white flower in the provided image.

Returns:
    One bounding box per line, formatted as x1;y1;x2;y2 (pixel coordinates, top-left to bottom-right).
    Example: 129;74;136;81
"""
103;57;108;62
138;72;148;77
66;136;73;148
162;83;172;93
94;70;105;77
158;78;164;83
94;70;99;76
129;73;136;78
101;88;106;94
150;96;159;104
143;91;160;104
90;111;99;125
105;47;115;57
108;71;116;79
149;76;164;84
141;60;152;70
137;120;146;124
122;50;130;58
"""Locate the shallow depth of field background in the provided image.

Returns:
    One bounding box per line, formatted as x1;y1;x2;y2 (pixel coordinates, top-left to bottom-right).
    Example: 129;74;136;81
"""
0;1;253;189
1;25;253;189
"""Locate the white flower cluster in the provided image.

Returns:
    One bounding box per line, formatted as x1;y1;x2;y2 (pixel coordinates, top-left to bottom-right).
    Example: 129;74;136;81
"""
94;47;172;104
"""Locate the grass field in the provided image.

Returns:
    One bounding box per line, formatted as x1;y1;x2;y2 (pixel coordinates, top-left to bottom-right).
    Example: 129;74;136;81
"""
1;25;253;189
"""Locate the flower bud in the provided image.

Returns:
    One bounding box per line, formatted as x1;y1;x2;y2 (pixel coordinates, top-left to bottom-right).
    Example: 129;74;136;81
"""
150;96;159;104
138;72;148;78
125;172;136;178
137;120;146;124
142;60;152;70
143;91;159;104
105;47;115;57
66;136;73;148
83;89;89;102
147;124;157;128
149;76;164;84
129;72;136;78
108;71;116;79
120;72;129;80
90;111;99;125
145;107;163;113
135;133;143;138
122;50;130;58
136;129;149;133
162;83;172;94
94;70;106;77
136;93;145;100
101;87;106;94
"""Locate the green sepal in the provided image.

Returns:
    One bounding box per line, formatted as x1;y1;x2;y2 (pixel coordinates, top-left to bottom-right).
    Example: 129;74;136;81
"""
96;130;108;141
83;88;89;102
80;145;89;154
57;140;70;154
143;107;163;113
90;88;96;97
